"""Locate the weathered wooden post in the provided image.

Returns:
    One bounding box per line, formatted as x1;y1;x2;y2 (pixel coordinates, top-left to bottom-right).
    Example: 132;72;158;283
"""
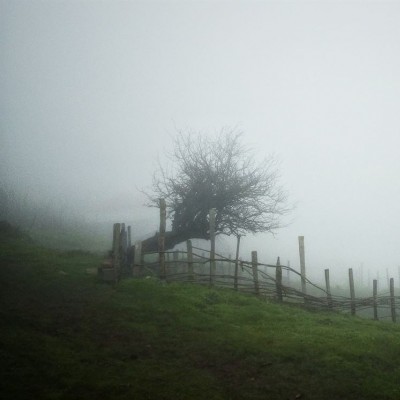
349;268;356;316
209;208;216;286
298;236;307;298
187;240;194;281
251;251;260;295
325;268;332;309
234;235;241;291
286;260;290;284
373;279;378;320
276;256;283;302
390;278;396;323
159;198;166;279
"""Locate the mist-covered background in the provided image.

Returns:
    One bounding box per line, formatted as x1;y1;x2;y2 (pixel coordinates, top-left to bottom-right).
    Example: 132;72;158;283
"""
2;0;400;284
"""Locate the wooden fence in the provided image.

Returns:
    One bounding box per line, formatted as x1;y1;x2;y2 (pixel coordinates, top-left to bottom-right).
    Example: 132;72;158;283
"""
98;202;400;324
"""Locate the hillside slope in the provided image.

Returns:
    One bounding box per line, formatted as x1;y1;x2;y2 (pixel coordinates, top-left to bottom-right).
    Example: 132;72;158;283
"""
1;228;400;399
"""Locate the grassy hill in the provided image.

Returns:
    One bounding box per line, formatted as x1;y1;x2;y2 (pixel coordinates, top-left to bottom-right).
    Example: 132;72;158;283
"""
1;224;400;399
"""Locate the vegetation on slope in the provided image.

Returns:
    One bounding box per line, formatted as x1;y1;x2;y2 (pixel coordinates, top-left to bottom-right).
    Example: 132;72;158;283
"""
1;224;400;399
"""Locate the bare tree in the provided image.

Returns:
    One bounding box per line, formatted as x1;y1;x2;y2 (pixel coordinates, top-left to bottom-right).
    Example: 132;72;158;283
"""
141;129;290;252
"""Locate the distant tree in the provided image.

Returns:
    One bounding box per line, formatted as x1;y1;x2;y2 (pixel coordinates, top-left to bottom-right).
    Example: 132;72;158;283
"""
141;129;290;252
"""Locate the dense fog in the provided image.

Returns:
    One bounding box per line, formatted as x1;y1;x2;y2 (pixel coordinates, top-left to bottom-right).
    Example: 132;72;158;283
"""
2;1;400;285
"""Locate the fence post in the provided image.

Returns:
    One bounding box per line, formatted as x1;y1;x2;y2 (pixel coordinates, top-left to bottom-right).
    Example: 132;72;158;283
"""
349;268;356;316
159;198;166;280
286;260;290;284
209;208;216;286
324;269;332;309
187;240;194;281
276;256;283;302
390;277;396;323
373;279;378;320
234;235;241;291
251;251;260;295
298;236;307;298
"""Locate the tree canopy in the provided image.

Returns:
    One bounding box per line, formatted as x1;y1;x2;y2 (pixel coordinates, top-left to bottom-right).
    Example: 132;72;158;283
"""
145;129;290;247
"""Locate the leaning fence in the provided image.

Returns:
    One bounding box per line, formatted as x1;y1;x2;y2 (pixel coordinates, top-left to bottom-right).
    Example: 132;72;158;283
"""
98;201;400;324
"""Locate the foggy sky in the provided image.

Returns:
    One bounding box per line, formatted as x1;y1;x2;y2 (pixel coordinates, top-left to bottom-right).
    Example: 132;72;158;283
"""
2;0;400;283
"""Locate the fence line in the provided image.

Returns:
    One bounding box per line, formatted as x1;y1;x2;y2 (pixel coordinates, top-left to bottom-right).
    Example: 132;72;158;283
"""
98;206;399;324
100;240;400;323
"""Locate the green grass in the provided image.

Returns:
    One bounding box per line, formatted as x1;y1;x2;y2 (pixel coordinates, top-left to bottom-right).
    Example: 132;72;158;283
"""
1;231;400;399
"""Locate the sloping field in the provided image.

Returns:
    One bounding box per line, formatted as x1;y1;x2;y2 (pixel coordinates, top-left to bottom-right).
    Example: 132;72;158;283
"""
1;226;400;399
